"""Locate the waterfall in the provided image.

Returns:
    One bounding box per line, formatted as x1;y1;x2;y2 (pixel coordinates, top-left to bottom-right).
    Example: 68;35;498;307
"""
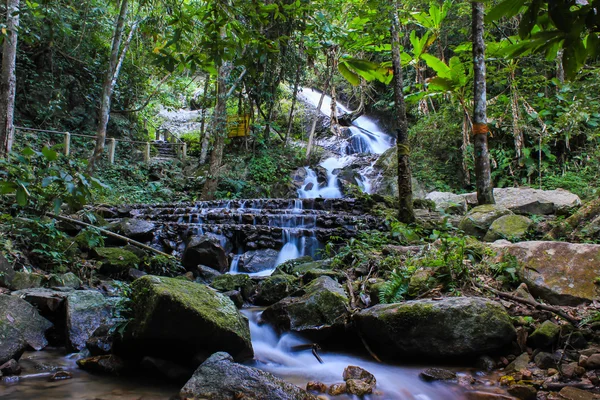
297;88;393;199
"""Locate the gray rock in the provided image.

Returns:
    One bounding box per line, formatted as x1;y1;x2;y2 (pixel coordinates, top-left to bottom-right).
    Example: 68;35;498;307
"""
119;218;156;242
419;367;456;381
196;265;222;282
65;290;112;352
425;191;468;215
459;204;513;239
47;272;82;289
183;235;228;273
354;297;515;359
505;352;530;373
223;290;244;308
180;352;315;400
533;351;558;369
262;276;349;342
0;295;52;351
240;249;279;273
0;324;26;365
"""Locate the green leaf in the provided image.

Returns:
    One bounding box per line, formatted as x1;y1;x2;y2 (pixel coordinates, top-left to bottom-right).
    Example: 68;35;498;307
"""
41;176;58;188
16;187;27;206
519;0;540;39
421;54;451;79
338;62;361;86
53;198;62;214
41;146;58;161
485;0;527;23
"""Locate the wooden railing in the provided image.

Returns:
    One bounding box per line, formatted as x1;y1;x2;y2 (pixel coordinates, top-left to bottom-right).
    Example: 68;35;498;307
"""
14;126;187;163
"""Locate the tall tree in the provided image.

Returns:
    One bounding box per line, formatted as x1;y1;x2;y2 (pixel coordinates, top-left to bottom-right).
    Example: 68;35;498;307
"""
472;1;495;205
0;0;20;158
88;0;136;173
391;0;415;223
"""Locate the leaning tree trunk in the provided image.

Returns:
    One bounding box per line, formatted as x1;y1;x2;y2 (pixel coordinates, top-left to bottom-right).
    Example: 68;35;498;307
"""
199;76;212;165
472;1;495;205
0;0;20;158
87;0;129;174
391;0;415;223
201;62;230;200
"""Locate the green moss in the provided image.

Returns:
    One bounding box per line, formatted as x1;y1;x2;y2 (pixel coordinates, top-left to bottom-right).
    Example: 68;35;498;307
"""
211;274;251;292
529;320;560;348
484;215;532;242
10;272;46;290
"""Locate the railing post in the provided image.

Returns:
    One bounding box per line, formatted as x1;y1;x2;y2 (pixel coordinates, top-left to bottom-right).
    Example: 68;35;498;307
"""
64;132;71;156
108;138;116;164
144;142;150;162
182;143;187;161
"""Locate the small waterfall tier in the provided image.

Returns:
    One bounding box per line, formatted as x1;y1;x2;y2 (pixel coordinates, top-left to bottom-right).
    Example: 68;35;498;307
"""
98;198;384;276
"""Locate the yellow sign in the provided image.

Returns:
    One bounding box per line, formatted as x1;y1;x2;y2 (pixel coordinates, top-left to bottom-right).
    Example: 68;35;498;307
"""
227;115;250;138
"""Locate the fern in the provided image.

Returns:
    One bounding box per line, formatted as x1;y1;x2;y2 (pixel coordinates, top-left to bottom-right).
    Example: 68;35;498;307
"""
379;269;412;304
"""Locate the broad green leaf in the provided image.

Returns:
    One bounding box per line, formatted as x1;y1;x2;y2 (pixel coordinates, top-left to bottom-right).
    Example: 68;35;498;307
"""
41;146;58;161
421;54;451;79
16;187;27;206
338;62;361;86
428;77;454;92
485;0;527;23
53;198;62;214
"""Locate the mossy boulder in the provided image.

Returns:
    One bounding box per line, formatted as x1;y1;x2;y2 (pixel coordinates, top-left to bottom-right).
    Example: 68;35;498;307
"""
459;204;513;239
118;276;252;364
211;273;254;296
484;214;532;242
492;240;600;306
407;268;434;297
253;274;300;306
0;323;27;365
353;297;515;359
529;320;561;349
10;272;47;290
301;269;344;284
180;352;316;400
261;276;349;342
47;272;82;289
92;247;141;278
0;295;53;354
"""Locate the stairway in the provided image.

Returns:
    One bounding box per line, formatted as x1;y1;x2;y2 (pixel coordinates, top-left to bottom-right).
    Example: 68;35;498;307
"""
152;141;177;159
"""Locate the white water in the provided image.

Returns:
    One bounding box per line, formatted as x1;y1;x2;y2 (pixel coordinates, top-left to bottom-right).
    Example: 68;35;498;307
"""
297;88;393;199
246;310;465;400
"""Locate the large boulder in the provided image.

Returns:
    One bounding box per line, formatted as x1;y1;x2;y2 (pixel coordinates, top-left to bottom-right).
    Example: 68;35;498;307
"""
183;235;228;273
459;204;513;239
180;352;315;400
353;297;515;359
0;324;26;365
425;191;468;215
462;188;581;215
240;249;279;274
483;214;533;242
92;247;141;278
261;276;349;342
253;274;300;306
0;295;53;356
66;290;113;352
118;276;252;364
118;219;156;242
491;241;600;306
10;272;47;290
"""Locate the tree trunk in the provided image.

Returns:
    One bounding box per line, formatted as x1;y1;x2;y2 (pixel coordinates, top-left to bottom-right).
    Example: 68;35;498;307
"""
391;0;415;224
0;0;20;158
285;63;302;144
472;1;495;205
87;0;129;174
199;76;212;165
201;62;230;200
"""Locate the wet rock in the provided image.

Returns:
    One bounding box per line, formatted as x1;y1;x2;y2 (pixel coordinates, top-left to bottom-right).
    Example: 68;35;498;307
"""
86;325;114;356
507;384;537;400
118;218;156;242
211;274;252;293
506;352;530;373
484;214;533;242
0;295;52;352
223;290;244;308
128;268;147;280
306;381;327;393
140;356;193;383
262;276;349;342
0;359;21;375
49;370;73;381
328;383;347;396
47;272;82;289
534;351;558;369
425;191;468;214
558;386;600;400
562;362;586;378
183;235;228;273
240;249;279;273
581;354;600;369
342;365;376;384
354;297;515;359
180;352;315;400
477;355;497;371
76;355;127;375
346;378;374;395
253;274;300;306
529;321;561;348
419;367;457;381
491;241;600;305
92;247;141;278
196;265;222;283
118;276;252;364
0;324;26;365
459;204;513;239
66;290;112;352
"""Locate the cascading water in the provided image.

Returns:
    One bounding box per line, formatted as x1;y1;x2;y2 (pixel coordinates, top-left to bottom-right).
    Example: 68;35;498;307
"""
297;88;393;199
246;310;465;399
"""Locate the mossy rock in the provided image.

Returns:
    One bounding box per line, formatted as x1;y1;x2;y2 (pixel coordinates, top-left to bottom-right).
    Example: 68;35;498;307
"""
301;269;344;284
10;272;47;290
253;274;300;306
211;274;254;295
484;214;532;242
276;256;316;275
528;320;561;349
261;276;349;342
118;276;253;363
459;204;513;239
353;297;515;359
47;272;82;289
92;247;140;278
407;268;434;297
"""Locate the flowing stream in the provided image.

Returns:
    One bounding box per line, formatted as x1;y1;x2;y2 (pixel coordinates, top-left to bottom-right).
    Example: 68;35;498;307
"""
297;88;392;199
